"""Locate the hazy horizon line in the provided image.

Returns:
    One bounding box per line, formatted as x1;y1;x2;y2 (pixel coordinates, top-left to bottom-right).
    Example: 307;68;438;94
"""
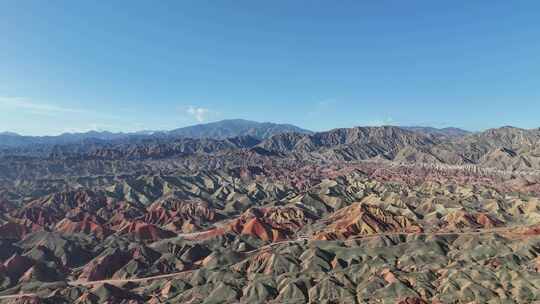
1;118;538;137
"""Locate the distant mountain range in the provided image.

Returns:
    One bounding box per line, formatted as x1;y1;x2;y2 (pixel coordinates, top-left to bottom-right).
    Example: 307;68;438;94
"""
253;125;540;171
0;119;312;148
0;130;135;148
5;119;525;167
4;123;537;172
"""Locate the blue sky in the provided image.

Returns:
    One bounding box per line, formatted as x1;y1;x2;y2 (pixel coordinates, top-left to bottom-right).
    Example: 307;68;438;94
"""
1;1;539;135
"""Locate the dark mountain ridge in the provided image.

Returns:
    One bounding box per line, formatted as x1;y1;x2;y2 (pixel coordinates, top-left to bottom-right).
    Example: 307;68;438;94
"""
0;119;311;149
167;118;312;139
2;124;540;171
401;126;471;137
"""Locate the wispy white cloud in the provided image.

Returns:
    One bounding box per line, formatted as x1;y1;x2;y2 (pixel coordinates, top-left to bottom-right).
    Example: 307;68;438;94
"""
365;116;396;126
0;96;141;135
316;99;337;108
186;105;209;122
0;96;87;115
307;99;339;117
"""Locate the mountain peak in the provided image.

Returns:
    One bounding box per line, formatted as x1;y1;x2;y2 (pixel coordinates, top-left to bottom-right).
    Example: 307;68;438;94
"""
401;126;471;137
168;119;312;140
0;131;21;136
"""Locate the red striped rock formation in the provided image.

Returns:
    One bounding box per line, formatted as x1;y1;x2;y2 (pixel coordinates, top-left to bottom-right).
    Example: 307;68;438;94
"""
117;221;175;241
314;203;422;240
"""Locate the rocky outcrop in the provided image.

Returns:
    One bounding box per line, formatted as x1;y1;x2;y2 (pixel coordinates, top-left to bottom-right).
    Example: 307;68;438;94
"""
78;249;131;281
229;206;316;241
117;221;175;241
314;203;422;240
